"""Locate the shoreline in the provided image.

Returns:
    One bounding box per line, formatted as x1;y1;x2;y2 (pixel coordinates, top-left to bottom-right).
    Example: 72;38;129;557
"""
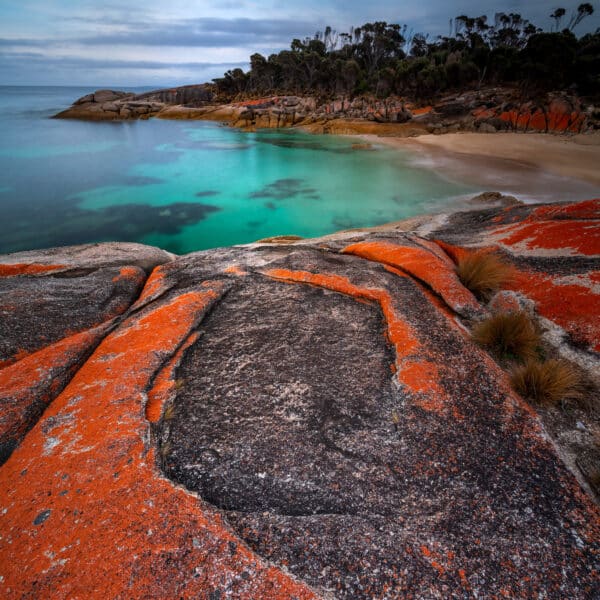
52;87;600;196
172;110;600;201
369;131;600;187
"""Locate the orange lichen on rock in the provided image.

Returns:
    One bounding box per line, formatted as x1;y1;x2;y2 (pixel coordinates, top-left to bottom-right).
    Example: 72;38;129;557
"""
508;269;600;352
433;240;472;264
412;106;432;116
498;109;584;133
494;220;600;256
0;288;317;599
112;265;146;283
0;263;65;277
0;348;30;370
529;198;600;221
224;264;249;276
400;361;445;409
131;263;174;307
0;324;111;454
472;107;495;120
264;268;451;414
490;200;600;257
419;544;469;580
146;332;199;423
236;97;277;107
343;240;480;315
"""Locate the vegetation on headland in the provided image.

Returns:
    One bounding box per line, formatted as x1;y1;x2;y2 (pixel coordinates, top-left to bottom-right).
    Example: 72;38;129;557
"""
213;5;599;101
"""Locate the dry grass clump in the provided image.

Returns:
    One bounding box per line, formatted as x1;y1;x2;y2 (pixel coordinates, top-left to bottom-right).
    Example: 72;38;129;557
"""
472;311;540;361
510;359;584;406
456;250;513;301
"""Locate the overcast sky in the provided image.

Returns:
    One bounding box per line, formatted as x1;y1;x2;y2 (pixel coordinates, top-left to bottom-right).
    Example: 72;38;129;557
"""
0;1;598;87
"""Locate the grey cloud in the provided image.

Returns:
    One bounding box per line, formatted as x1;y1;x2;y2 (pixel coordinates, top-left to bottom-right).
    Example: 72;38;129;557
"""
0;17;322;52
0;51;246;71
77;17;320;47
0;38;49;47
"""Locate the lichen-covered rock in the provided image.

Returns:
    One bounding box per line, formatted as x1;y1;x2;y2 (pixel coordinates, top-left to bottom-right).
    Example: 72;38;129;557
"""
430;199;600;354
0;241;175;272
0;203;598;599
0;243;174;464
54;85;594;135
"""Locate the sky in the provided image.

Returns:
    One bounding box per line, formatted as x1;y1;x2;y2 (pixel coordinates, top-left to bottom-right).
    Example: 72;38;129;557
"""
0;1;598;87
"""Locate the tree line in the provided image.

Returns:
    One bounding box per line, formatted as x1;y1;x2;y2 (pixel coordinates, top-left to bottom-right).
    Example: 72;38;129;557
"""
213;4;599;101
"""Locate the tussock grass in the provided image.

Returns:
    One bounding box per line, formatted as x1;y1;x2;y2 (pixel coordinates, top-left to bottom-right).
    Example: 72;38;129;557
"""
456;250;513;301
510;359;584;406
472;311;540;361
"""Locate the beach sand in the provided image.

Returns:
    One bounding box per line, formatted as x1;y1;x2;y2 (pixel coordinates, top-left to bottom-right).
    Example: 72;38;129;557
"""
372;132;600;187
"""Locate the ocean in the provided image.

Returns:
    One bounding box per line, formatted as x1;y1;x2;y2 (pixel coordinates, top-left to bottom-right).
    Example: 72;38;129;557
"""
0;86;595;255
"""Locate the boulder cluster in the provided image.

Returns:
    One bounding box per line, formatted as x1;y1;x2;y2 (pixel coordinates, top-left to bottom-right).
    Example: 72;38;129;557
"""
55;89;165;120
53;85;213;121
55;84;598;134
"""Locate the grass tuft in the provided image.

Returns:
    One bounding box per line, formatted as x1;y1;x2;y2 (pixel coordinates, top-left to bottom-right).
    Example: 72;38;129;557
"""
456;250;513;301
510;359;584;406
472;311;540;362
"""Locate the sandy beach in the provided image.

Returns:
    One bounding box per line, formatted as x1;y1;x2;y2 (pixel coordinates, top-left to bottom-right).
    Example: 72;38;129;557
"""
372;132;600;187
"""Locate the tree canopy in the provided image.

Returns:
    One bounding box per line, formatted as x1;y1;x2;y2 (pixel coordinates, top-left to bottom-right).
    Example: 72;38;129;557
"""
213;7;599;101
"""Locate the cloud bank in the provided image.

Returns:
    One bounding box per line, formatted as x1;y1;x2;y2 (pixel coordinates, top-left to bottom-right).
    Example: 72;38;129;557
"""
0;0;597;86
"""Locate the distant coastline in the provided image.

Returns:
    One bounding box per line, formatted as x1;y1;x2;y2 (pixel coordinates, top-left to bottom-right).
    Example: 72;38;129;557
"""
52;85;600;191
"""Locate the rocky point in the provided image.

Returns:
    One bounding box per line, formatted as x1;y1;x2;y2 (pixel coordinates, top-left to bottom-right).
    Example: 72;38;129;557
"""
53;85;599;136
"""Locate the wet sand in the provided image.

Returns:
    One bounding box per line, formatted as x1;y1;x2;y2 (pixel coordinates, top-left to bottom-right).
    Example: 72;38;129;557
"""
363;132;600;203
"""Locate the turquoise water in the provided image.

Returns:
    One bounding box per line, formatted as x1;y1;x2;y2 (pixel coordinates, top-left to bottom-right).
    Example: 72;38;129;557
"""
0;86;477;254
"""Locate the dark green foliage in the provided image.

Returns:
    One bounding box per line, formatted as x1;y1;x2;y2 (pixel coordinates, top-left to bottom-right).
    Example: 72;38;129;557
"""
213;14;600;101
521;32;578;92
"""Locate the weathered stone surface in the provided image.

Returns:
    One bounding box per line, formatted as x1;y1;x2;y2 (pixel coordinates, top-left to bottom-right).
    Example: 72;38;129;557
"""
0;243;174;464
429;200;600;355
0;265;144;365
0;241;175;272
468;191;523;207
54;84;596;134
93;89;129;103
53;85;211;121
74;93;94;105
0;203;598;598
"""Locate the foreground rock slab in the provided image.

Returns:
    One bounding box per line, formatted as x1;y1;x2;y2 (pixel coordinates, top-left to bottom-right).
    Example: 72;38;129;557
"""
0;202;598;598
0;243;173;464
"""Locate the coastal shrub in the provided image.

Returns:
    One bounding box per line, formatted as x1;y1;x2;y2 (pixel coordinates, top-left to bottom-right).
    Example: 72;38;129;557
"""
456;250;513;301
510;359;584;406
472;311;540;362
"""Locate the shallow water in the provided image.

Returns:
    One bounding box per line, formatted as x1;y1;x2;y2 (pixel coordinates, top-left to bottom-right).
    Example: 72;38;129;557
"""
0;86;595;255
0;86;477;254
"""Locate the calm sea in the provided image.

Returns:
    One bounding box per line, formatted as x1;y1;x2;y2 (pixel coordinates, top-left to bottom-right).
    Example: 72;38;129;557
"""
0;86;595;255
